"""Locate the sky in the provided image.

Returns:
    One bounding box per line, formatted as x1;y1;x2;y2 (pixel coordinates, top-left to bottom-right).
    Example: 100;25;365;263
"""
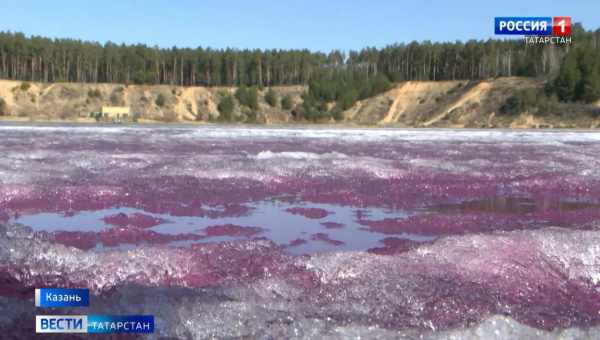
1;0;599;52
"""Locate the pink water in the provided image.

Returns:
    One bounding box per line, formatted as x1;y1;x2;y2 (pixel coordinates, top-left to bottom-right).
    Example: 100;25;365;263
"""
1;125;600;338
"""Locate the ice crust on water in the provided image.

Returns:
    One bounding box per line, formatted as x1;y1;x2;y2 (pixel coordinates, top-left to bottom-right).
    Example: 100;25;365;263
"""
103;212;168;228
286;207;331;219
89;127;600;143
2;125;600;337
255;150;349;160
3;126;600;193
5;124;600;143
2;222;600;338
0;223;299;293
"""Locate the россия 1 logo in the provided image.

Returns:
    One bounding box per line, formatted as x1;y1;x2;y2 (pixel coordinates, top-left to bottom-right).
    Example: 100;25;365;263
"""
494;17;572;45
551;16;572;36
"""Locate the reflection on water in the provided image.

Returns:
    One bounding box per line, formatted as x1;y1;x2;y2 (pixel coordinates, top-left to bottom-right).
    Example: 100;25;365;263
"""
12;195;600;254
427;196;600;214
11;201;426;254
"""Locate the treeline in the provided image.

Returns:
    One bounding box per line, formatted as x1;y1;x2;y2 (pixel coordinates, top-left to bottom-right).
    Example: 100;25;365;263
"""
1;25;599;122
293;72;392;121
0;32;326;86
500;27;600;116
546;33;600;102
1;25;597;88
211;86;294;123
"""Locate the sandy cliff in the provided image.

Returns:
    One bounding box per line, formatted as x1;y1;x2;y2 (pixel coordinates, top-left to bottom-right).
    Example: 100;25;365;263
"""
0;78;598;128
343;77;600;128
0;80;305;124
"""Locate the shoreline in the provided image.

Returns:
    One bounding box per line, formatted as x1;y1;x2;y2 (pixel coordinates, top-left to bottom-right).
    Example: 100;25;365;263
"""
2;119;600;132
1;77;598;129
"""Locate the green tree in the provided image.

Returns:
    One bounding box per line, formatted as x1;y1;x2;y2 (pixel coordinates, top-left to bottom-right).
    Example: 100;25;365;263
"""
337;88;359;110
155;93;166;107
0;97;6;115
247;86;258;110
367;74;392;98
218;93;235;121
87;89;102;98
582;63;600;103
2;26;600;109
579;49;600;103
500;88;552;116
235;85;249;105
235;85;258;110
331;108;344;122
0;29;577;87
499;95;522;115
265;88;278;107
551;53;581;102
281;95;293;110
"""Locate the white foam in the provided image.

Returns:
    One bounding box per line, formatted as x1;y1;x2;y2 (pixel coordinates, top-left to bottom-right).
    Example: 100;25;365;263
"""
3;124;600;144
176;127;600;144
255;151;348;160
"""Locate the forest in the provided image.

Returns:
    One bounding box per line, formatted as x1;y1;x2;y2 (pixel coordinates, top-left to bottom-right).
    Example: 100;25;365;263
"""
0;23;599;120
0;29;586;86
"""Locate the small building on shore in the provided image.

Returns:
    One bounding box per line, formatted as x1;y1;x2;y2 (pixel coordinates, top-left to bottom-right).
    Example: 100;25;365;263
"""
90;106;133;123
101;106;130;120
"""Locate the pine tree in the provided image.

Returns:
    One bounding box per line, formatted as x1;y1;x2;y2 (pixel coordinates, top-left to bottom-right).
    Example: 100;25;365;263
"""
265;88;278;107
0;97;6;114
579;49;600;102
552;53;581;102
247;86;258;110
235;85;249;105
217;93;235;121
281;95;293;110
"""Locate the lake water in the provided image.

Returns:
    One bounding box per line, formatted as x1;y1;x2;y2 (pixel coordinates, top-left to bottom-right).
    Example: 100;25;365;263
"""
1;124;600;338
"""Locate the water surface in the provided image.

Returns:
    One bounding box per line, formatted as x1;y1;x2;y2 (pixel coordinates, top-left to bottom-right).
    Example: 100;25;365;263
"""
1;124;600;338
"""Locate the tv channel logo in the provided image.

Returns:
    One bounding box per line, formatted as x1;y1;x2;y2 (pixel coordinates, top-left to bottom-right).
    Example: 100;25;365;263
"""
87;315;155;334
36;315;87;333
495;17;571;36
36;315;155;334
552;16;572;36
35;288;89;308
